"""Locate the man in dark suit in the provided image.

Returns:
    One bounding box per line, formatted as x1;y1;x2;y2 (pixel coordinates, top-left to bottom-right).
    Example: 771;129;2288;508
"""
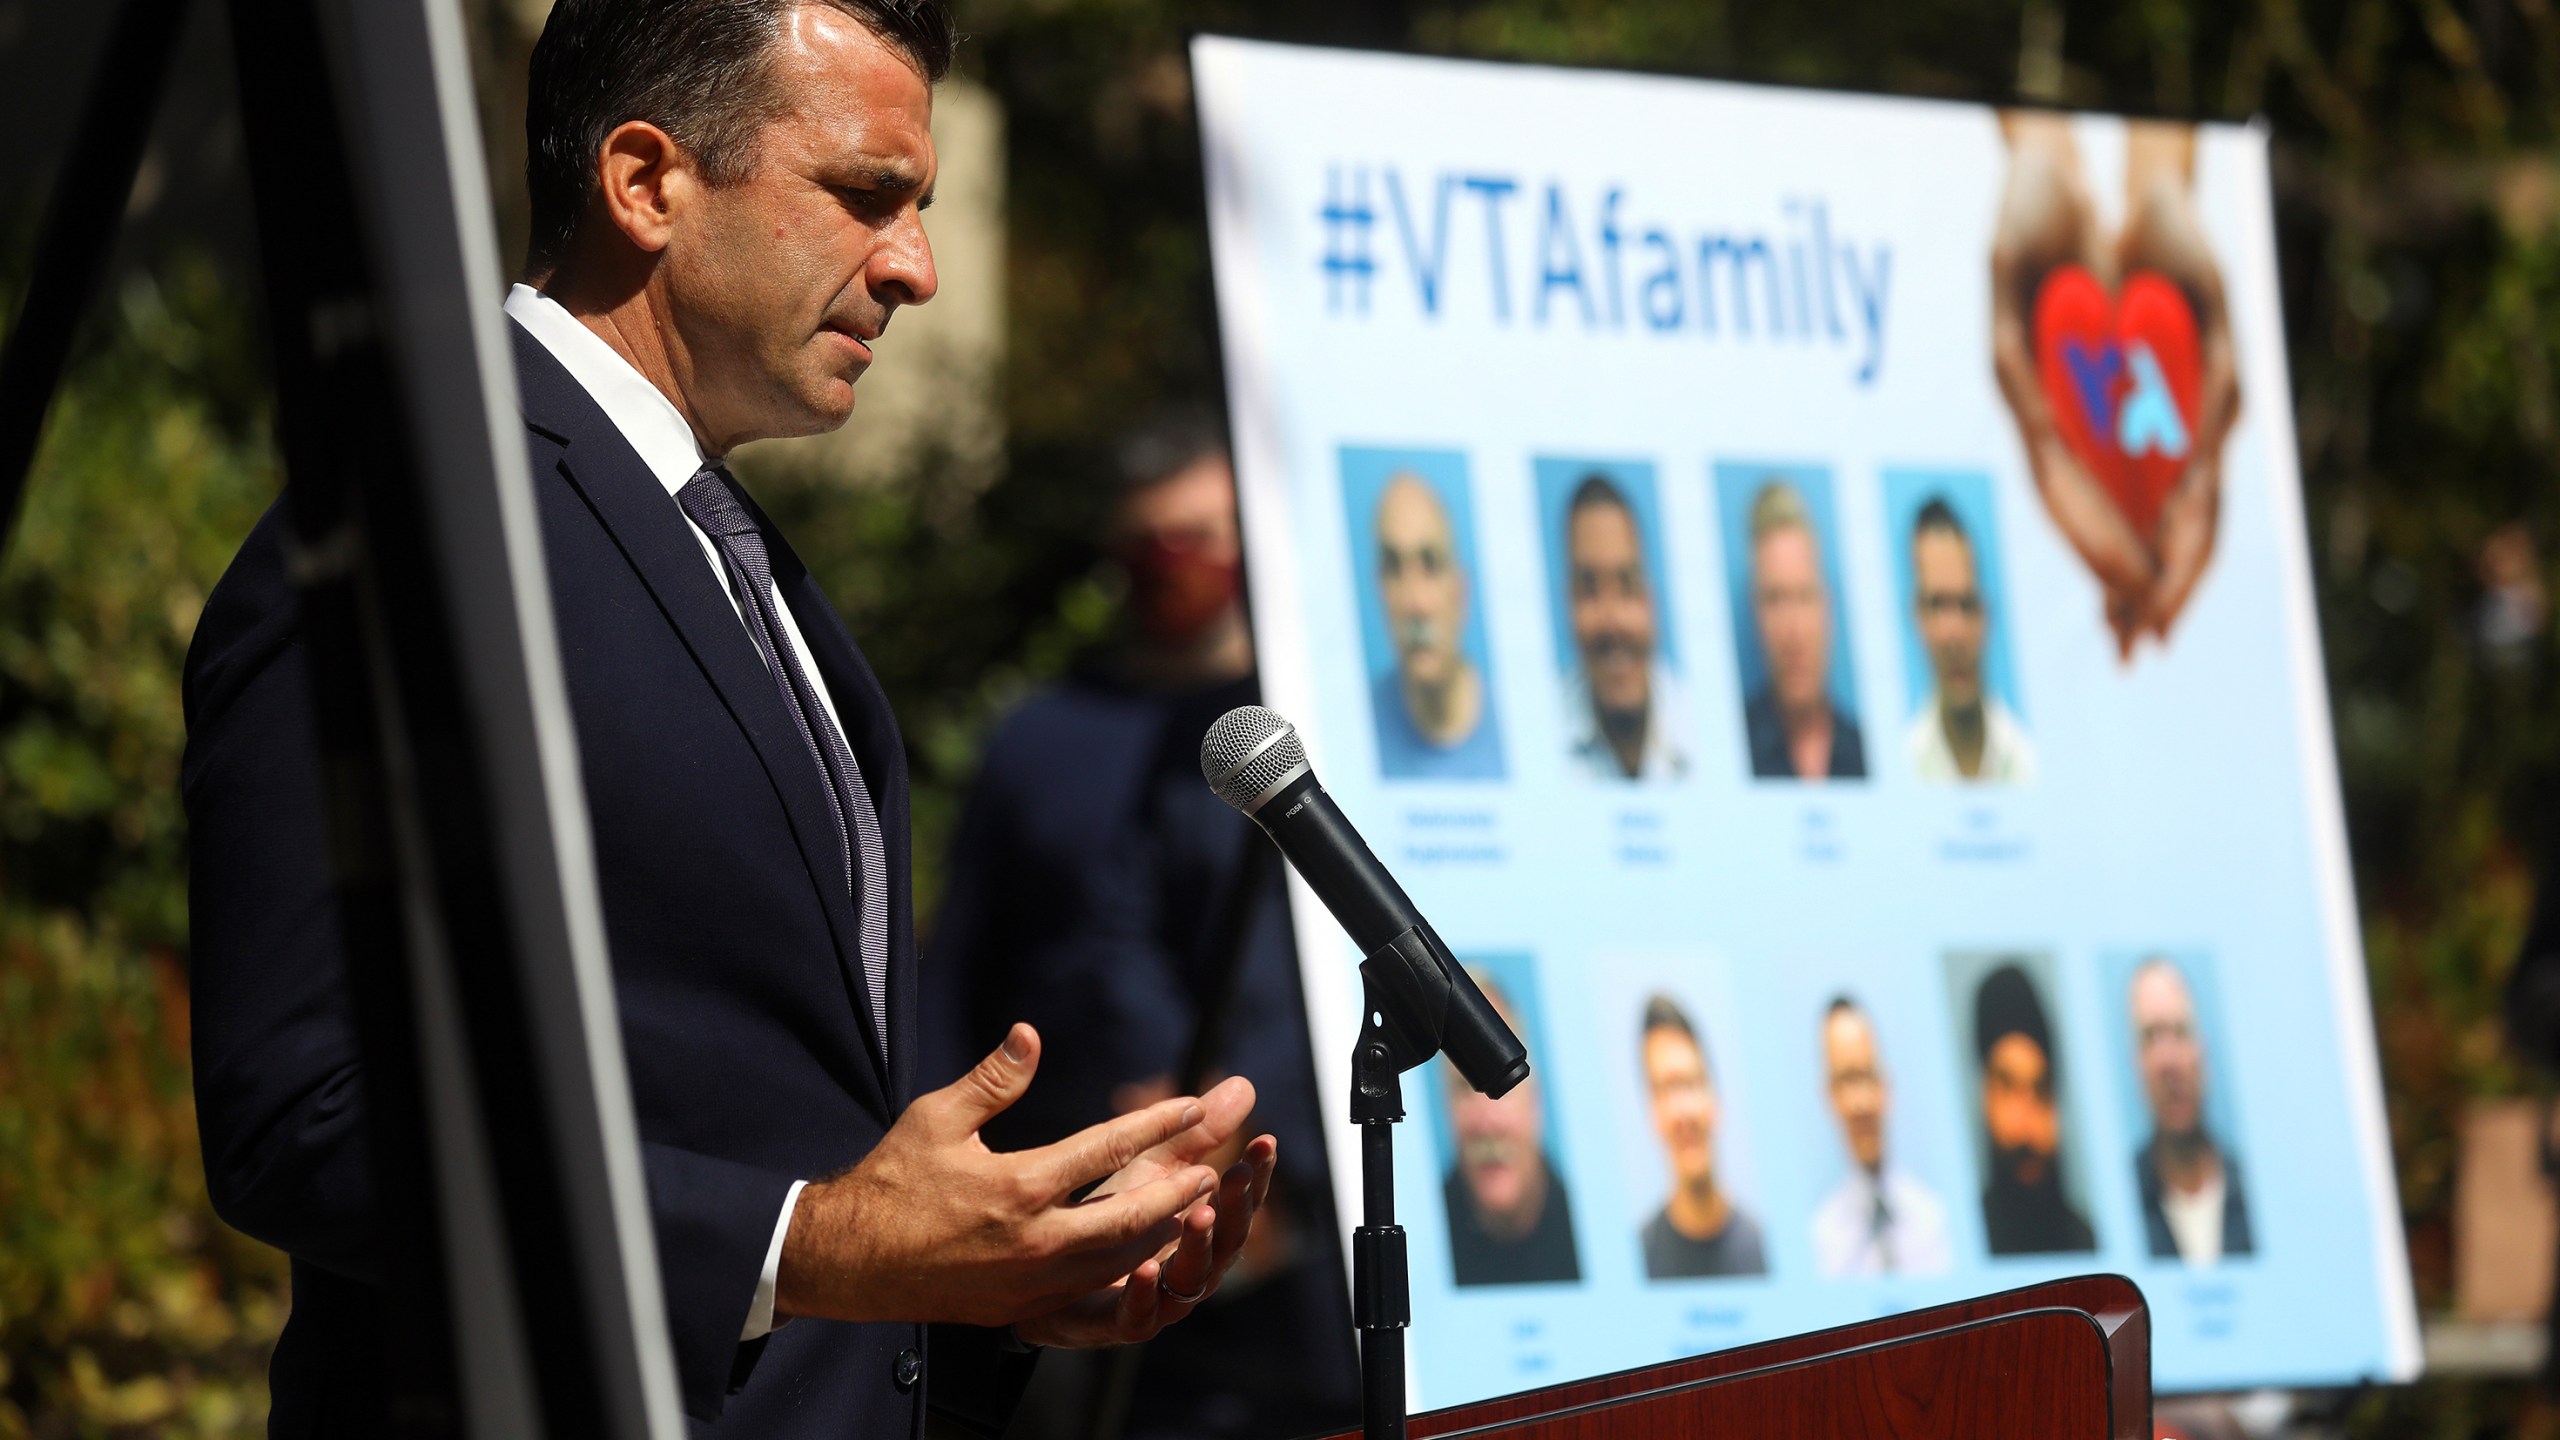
183;2;1276;1434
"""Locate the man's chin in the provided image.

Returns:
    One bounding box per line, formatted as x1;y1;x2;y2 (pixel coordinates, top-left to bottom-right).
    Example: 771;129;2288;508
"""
1595;696;1649;726
761;387;857;442
1399;656;1456;689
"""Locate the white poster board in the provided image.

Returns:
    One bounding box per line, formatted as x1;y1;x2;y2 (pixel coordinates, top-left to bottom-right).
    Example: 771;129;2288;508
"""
1195;36;2417;1405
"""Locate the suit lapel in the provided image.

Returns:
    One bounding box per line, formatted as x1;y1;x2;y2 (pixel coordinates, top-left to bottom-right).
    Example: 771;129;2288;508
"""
511;323;895;1095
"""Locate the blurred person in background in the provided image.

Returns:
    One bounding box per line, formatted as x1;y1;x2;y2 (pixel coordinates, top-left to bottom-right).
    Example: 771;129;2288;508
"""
1810;996;1953;1278
1370;471;1504;777
1742;479;1866;780
1905;497;2034;783
923;414;1356;1440
1972;962;2097;1255
1442;969;1582;1285
1636;994;1764;1279
1561;473;1688;780
2128;958;2253;1266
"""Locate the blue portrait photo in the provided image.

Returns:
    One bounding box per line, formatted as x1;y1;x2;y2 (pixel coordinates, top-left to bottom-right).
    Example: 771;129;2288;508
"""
1882;470;2034;784
1424;953;1581;1286
2102;951;2254;1269
1535;457;1688;782
1711;462;1865;782
1342;446;1506;780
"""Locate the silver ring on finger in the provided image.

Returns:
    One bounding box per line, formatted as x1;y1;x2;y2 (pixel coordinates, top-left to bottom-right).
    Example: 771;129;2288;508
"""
1156;1273;1209;1305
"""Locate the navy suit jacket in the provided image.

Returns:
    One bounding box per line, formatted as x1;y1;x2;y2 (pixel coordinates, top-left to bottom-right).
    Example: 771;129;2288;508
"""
185;321;1024;1437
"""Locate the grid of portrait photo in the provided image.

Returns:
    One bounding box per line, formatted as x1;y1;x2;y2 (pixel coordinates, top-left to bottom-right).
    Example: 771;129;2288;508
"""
1340;450;2033;791
1334;447;2260;1289
1417;945;2254;1294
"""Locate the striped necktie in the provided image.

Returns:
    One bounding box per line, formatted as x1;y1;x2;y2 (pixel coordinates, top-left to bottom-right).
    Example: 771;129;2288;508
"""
676;465;890;1055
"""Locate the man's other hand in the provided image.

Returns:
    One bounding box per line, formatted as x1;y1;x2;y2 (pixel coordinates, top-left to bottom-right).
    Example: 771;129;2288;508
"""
772;1024;1276;1339
1017;1069;1277;1348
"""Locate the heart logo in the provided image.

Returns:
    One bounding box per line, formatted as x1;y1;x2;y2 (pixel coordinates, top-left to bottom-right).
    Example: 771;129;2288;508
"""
2032;265;2202;540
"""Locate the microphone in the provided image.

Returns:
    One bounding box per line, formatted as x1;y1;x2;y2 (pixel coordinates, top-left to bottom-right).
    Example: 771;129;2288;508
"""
1202;705;1527;1098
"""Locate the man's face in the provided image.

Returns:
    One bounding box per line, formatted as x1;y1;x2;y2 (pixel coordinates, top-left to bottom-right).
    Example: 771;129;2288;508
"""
2131;965;2207;1140
657;7;939;448
1449;1063;1546;1224
1567;501;1656;723
1377;477;1468;690
1914;528;1986;709
1115;455;1241;643
1983;1032;2061;1187
1642;1027;1717;1191
1752;524;1830;712
1823;1009;1888;1174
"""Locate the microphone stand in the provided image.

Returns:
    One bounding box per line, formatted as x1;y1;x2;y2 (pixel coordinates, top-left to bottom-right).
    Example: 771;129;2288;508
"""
1345;927;1473;1440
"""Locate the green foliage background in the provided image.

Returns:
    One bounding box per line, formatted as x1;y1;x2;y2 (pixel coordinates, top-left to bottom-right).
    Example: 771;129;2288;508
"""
0;259;287;1435
10;0;2560;1434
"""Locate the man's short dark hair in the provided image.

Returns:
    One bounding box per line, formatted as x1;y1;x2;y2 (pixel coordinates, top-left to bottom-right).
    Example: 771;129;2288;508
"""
1973;962;2055;1080
1640;992;1710;1080
525;0;956;268
1117;407;1229;492
1567;473;1636;533
1912;495;1969;549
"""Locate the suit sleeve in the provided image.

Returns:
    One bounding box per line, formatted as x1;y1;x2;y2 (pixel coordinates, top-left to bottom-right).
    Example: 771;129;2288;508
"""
185;548;381;1283
183;517;793;1421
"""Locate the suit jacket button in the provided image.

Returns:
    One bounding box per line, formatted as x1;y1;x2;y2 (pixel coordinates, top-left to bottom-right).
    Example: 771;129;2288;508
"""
893;1347;923;1391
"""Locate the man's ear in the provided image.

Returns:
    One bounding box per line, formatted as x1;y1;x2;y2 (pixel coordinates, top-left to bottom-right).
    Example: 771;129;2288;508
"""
594;120;690;254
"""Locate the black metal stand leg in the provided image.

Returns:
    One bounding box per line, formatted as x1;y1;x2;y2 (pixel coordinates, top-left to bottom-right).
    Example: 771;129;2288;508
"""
1350;1004;1411;1440
1343;922;1521;1440
1354;1118;1408;1440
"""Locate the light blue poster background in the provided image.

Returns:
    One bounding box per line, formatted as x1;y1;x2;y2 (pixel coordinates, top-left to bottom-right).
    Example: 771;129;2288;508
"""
1198;36;2417;1406
1879;468;2025;723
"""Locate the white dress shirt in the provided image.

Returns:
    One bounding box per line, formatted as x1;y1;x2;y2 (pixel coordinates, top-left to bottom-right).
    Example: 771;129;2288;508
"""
2159;1167;2228;1267
505;284;814;1342
1905;692;2037;783
1562;658;1691;780
1810;1166;1956;1278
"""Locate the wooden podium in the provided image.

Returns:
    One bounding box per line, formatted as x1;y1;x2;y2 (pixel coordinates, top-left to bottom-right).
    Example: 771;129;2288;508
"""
1331;1275;2149;1440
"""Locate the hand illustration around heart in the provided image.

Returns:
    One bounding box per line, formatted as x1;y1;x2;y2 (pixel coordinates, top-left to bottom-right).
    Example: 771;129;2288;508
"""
1991;114;2239;662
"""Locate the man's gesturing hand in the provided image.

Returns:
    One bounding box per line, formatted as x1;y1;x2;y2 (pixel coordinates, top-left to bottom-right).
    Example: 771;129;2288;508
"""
1014;1068;1278;1349
773;1024;1228;1329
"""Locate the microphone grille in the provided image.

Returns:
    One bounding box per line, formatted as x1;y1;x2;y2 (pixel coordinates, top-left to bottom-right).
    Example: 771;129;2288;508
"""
1201;705;1310;813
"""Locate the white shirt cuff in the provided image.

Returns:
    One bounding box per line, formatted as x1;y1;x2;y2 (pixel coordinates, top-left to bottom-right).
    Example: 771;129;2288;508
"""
742;1179;808;1341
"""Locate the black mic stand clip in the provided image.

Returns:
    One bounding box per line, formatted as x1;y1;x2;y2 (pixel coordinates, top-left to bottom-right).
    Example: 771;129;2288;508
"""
1347;925;1464;1440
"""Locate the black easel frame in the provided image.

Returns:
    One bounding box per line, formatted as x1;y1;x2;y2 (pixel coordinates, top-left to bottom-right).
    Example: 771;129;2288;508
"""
0;1;681;1434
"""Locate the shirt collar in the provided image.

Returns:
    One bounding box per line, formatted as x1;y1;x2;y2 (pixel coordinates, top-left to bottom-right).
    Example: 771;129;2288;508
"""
504;284;709;498
1565;658;1687;769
